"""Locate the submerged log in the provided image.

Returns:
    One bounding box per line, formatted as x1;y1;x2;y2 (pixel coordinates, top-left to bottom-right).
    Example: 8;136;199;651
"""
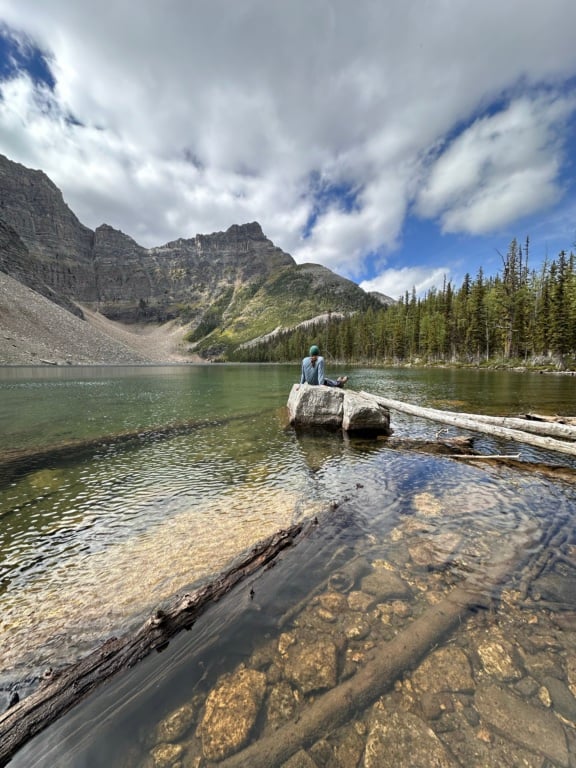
0;524;306;768
218;531;534;768
0;411;265;489
386;436;576;483
360;393;576;459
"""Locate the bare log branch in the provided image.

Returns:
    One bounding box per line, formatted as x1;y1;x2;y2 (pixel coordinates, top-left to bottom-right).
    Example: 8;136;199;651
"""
441;454;521;460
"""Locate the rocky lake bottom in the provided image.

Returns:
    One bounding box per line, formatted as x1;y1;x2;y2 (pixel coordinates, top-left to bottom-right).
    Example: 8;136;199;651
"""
132;490;576;768
15;462;575;768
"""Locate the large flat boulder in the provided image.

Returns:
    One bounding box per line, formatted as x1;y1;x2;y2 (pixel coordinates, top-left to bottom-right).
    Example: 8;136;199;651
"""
287;383;344;429
287;384;390;435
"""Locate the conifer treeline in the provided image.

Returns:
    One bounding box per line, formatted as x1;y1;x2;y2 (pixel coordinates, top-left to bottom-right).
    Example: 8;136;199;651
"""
229;239;576;367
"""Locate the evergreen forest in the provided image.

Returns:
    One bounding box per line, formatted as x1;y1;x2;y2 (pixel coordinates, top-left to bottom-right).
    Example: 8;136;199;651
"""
229;239;576;369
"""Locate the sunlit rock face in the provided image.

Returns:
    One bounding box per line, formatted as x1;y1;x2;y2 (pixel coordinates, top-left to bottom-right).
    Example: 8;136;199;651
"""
89;220;295;323
0;157;95;299
0;153;386;359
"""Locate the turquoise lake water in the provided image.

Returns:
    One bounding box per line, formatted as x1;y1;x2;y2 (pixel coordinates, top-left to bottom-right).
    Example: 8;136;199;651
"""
1;364;576;766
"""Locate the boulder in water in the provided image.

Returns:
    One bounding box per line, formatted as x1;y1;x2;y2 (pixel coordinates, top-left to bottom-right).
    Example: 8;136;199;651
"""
287;384;390;436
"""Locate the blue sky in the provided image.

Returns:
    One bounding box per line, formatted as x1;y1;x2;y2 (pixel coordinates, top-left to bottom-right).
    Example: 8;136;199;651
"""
0;2;575;300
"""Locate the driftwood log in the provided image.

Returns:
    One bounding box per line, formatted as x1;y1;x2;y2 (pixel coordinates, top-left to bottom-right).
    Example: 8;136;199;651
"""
0;523;306;768
525;412;576;426
218;531;534;768
359;393;576;458
456;412;576;441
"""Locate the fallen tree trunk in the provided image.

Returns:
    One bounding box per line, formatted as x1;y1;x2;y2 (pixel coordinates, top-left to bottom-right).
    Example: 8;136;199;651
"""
0;523;306;768
218;532;533;768
359;393;576;459
459;413;576;441
526;412;576;426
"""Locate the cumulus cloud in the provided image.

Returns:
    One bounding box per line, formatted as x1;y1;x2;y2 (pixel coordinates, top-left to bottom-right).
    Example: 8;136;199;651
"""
0;0;575;294
361;266;451;302
416;95;575;235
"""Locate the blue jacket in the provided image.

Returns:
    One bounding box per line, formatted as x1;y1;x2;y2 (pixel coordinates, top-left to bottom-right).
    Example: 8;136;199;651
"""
301;355;325;385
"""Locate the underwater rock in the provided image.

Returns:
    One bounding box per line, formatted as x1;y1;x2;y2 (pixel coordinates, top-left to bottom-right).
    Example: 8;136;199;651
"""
540;675;576;721
149;741;185;768
198;666;267;761
412;492;443;517
363;710;459;768
308;739;334;765
280;748;318;767
475;683;569;767
411;647;475;695
566;654;576;697
278;632;297;656
155;700;198;743
517;646;565;682
265;680;299;730
347;590;374;613
284;636;338;694
408;532;462;569
477;633;523;682
332;721;366;767
343;614;371;641
419;691;451;720
360;568;412;604
532;573;576;609
316;591;349;614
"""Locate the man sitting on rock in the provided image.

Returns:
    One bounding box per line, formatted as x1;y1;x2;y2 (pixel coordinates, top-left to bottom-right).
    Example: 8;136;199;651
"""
300;345;348;388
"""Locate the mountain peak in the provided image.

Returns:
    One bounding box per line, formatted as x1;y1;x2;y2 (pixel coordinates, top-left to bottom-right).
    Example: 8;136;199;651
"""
225;222;264;238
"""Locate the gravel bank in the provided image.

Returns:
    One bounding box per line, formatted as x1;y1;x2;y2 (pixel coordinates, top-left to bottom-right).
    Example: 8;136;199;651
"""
0;272;194;366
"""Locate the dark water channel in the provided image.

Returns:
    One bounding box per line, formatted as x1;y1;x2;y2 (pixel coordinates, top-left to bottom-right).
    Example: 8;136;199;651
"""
2;364;576;767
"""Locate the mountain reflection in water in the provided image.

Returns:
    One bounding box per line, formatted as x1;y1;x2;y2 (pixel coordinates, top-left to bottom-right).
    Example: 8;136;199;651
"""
2;364;576;767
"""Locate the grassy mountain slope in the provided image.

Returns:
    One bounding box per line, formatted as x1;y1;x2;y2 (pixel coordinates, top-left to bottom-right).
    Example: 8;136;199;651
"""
189;262;382;357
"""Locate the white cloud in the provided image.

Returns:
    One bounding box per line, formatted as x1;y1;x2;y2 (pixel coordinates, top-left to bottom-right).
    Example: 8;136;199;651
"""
417;95;575;235
0;0;575;282
361;266;451;301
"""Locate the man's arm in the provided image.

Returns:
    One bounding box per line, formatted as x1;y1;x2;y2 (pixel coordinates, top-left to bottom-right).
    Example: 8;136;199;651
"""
317;357;325;385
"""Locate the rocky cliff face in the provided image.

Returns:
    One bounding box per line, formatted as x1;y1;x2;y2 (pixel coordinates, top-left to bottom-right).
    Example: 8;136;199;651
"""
0;154;95;309
0;218;84;316
90;221;294;322
0;153;296;323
